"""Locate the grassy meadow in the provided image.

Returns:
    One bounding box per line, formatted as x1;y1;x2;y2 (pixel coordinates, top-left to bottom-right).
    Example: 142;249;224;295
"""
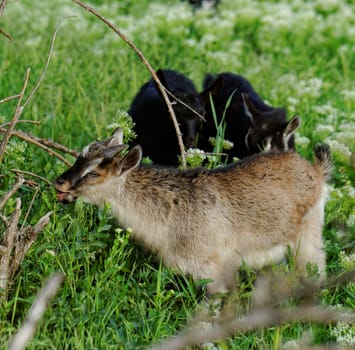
0;0;354;348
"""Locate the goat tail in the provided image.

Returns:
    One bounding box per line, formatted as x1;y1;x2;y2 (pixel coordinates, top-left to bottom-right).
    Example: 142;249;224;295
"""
313;143;332;181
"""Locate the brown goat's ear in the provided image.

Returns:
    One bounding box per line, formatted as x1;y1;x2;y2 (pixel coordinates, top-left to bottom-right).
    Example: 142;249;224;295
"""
104;144;126;159
106;128;124;147
284;115;300;136
118;146;142;175
99;128;124;149
242;93;261;123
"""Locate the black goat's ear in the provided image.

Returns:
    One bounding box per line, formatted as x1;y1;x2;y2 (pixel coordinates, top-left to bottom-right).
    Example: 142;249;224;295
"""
283;115;300;136
117;146;142;175
156;69;168;89
200;76;223;102
155;69;172;101
242;93;261;123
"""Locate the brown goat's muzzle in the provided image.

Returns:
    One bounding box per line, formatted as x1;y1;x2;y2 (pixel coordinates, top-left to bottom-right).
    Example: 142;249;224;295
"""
53;178;76;203
55;190;74;203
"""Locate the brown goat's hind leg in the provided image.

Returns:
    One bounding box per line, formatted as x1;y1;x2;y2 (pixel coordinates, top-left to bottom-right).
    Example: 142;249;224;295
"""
294;201;327;282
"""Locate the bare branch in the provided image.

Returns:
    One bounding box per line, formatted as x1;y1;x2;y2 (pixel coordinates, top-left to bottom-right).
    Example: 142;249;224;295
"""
0;198;22;295
8;272;65;350
0;127;78;161
0;120;40;128
0;94;20;104
151;306;354;350
165;88;206;122
11;169;58;187
0;176;24;211
23;16;76;109
0;127;74;166
72;0;187;168
20;186;40;230
0;68;30;165
0;17;76;166
0;28;11;41
150;271;355;350
13;211;52;275
0;0;7;17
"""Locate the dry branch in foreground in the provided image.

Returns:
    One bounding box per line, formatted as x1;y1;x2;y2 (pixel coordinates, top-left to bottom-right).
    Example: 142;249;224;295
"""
8;272;65;350
0;179;52;301
150;271;355;350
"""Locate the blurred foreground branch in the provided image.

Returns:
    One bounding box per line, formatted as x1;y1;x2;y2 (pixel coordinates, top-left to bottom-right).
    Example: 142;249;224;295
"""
0;0;11;41
8;272;65;350
150;271;355;350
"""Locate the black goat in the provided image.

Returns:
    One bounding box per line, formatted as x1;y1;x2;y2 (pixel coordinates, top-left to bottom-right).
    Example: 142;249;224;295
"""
128;69;205;166
199;72;299;162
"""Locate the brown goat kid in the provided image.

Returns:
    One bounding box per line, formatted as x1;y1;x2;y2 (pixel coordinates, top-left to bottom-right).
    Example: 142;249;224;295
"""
54;129;331;295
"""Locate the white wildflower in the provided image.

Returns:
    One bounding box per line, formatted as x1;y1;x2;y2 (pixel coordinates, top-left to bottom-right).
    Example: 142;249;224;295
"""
347;214;355;228
186;148;206;160
341;89;355;102
339;251;355;271
314;124;335;139
325;139;351;163
331;322;355;347
315;124;335;133
295;135;310;147
45;249;56;257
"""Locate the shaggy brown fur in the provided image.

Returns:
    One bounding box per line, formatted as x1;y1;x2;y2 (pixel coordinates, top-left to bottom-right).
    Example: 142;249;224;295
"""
54;129;331;294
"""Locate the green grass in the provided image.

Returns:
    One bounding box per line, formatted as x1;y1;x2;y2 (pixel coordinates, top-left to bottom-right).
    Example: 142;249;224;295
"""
1;0;354;348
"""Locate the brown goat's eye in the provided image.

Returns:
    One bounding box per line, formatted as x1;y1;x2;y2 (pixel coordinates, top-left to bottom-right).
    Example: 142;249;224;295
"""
88;171;99;178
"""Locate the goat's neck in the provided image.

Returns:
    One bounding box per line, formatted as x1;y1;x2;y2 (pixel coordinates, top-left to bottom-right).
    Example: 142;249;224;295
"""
95;166;179;248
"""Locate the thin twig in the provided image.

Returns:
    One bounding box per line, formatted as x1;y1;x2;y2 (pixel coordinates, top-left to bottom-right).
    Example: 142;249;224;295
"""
20;186;40;230
8;272;65;350
0;127;73;166
0;0;10;40
0;28;11;41
0;68;30;165
0;0;7;17
72;0;187;168
0;198;22;296
0;176;24;211
165;88;206;122
0;127;79;159
11;169;54;187
22;16;75;109
0;120;40;128
0;94;20;104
